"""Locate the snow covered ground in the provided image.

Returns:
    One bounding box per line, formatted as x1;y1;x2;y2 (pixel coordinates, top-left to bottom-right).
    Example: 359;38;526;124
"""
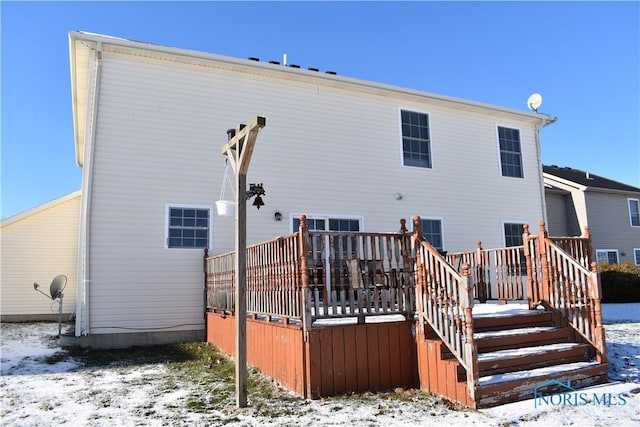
1;303;639;426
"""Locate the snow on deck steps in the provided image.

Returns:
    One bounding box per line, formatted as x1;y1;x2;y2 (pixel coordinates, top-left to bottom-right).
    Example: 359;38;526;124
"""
477;342;582;362
478;361;601;386
474;325;557;340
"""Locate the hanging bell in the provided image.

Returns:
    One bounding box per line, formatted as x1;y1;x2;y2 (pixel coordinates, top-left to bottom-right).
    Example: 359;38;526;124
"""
252;195;265;209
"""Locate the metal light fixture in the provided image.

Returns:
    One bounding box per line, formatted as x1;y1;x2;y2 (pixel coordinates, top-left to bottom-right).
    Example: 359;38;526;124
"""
246;183;266;209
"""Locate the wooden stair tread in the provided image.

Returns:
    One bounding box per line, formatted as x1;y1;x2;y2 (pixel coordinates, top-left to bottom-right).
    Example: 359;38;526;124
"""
477;342;584;362
478;360;600;386
474;325;557;339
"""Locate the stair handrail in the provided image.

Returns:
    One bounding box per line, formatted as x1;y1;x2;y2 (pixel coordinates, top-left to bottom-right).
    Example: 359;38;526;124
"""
412;216;478;399
531;222;607;363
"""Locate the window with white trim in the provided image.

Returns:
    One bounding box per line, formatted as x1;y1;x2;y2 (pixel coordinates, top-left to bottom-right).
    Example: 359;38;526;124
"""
634;249;640;266
596;249;619;264
421;218;443;251
401;110;432;168
498;126;523;178
504;222;525;247
292;214;362;260
629;199;640;227
504;222;526;271
166;205;212;249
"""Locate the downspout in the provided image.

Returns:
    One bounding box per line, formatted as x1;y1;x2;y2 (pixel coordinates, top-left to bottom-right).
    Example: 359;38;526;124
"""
534;115;557;226
77;41;103;336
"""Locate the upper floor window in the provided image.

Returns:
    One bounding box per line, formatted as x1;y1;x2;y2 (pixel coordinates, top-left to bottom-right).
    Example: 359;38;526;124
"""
166;205;211;249
401;110;432;168
629;199;640;227
421;218;443;251
498;126;523;178
596;249;619;264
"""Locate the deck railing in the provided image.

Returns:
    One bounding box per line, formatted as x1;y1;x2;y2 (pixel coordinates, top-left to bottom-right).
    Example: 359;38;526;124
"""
447;243;526;303
412;216;478;401
206;233;302;323
206;216;416;329
524;222;607;362
206;216;604;401
299;218;415;324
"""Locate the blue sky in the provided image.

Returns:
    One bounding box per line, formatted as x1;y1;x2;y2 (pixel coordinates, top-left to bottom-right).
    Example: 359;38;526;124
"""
2;1;639;219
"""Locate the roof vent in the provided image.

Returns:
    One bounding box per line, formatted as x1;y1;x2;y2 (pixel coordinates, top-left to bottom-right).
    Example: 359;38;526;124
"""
586;172;594;180
269;60;280;65
325;71;337;75
248;57;260;62
308;67;319;72
288;64;300;69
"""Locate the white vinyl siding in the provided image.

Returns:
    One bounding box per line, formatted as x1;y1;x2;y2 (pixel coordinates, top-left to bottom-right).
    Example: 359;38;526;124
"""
73;38;549;338
0;192;80;319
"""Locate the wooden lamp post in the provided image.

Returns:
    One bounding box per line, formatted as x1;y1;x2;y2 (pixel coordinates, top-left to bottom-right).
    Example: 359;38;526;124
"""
220;116;266;408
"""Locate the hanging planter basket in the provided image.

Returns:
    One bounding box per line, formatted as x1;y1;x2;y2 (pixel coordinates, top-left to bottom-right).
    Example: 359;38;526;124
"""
216;163;235;217
216;200;235;217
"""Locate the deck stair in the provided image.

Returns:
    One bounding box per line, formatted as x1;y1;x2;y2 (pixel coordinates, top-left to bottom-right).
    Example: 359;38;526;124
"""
429;307;608;407
465;307;607;407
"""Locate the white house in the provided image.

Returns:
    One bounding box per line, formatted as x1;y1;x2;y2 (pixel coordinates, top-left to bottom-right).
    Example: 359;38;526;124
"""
544;165;640;265
66;31;555;348
1;191;80;321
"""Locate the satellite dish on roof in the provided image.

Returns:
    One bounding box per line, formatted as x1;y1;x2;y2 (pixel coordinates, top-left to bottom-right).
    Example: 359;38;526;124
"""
527;93;543;112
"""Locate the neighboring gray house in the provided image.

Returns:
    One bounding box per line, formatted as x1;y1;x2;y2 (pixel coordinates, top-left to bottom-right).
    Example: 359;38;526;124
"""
543;165;640;265
63;31;556;348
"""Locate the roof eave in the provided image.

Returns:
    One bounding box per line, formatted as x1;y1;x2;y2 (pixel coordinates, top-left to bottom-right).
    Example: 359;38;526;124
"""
67;31;553;126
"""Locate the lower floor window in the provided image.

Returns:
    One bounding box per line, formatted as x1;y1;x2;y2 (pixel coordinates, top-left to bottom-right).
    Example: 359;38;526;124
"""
635;249;640;266
166;205;212;249
421;218;443;251
596;249;619;264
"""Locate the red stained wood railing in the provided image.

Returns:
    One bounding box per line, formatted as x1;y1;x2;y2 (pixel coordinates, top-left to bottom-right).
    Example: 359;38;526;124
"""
412;216;478;399
299;218;415;324
527;222;606;362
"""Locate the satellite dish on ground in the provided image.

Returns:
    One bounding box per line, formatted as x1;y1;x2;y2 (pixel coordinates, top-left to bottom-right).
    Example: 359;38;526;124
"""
32;274;68;337
49;275;67;299
527;93;543;112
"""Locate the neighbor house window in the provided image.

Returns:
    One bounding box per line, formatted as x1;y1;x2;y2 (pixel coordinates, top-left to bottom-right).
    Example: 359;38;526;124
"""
596;250;619;264
421;218;443;251
166;205;212;249
629;199;640;227
634;249;640;266
401;110;432;168
498;126;523;178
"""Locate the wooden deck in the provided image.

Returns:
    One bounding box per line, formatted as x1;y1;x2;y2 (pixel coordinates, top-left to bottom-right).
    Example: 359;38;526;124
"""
205;216;608;408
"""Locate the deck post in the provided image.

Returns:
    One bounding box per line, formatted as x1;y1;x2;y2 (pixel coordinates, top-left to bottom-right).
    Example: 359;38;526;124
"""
399;218;414;319
522;224;536;309
299;215;312;335
589;261;607;363
220;116;266;409
461;263;478;404
475;241;487;303
203;248;209;340
537;221;551;305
